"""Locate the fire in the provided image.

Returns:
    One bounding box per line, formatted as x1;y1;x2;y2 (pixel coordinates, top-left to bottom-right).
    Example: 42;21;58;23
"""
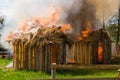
6;31;14;41
77;22;91;40
6;7;72;41
98;45;103;63
82;22;91;37
39;8;61;27
66;58;75;63
60;24;72;33
18;8;61;32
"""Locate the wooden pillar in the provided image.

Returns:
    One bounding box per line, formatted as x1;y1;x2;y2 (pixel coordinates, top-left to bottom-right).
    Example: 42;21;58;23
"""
24;44;29;69
13;44;15;67
42;44;45;72
63;43;66;64
39;43;42;71
72;43;75;63
51;63;56;79
34;46;38;71
45;43;48;72
79;43;82;64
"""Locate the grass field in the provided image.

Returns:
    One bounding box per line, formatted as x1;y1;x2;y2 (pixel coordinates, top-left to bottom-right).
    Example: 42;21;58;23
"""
0;59;118;80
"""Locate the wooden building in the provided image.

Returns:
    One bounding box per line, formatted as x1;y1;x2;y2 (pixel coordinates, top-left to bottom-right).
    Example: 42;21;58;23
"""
12;27;72;72
70;29;112;64
12;27;112;73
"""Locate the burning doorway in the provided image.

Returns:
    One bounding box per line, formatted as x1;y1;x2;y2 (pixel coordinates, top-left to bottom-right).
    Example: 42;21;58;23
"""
98;42;103;64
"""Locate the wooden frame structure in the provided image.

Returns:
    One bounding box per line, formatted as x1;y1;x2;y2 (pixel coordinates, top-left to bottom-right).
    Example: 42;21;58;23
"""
70;29;112;64
12;27;72;72
12;28;112;73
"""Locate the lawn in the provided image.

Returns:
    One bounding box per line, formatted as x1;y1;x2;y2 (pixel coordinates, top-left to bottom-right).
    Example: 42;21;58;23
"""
0;59;118;80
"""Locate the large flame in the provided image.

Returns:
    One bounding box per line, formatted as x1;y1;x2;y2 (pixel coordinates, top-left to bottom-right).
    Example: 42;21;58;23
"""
18;8;61;33
6;8;71;41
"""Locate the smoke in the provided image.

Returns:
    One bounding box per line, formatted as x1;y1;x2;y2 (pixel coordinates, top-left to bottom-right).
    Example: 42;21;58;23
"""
1;0;53;49
93;0;119;22
66;0;97;33
1;0;119;49
1;0;80;48
65;0;119;33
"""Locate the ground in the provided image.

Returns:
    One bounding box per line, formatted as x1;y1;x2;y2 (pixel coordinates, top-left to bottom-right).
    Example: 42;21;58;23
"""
0;59;118;80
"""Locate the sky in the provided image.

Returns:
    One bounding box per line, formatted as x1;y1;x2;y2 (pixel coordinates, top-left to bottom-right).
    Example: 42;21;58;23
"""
0;0;9;10
0;0;10;16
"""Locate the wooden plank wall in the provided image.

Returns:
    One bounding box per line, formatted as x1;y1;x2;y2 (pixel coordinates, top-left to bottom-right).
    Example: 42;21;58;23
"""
73;42;94;64
13;41;66;73
72;40;111;64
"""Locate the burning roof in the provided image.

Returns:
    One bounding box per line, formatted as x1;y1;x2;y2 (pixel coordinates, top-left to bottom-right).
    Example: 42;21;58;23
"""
6;8;73;44
10;26;73;47
77;29;111;42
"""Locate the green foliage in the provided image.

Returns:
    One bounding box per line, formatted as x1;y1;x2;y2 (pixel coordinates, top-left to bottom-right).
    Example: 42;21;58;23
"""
0;18;4;25
107;23;120;44
106;24;117;41
0;59;118;80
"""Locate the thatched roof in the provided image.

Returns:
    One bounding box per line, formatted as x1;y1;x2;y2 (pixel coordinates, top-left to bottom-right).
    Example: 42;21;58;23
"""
12;27;111;46
12;26;73;46
77;29;111;43
65;29;111;43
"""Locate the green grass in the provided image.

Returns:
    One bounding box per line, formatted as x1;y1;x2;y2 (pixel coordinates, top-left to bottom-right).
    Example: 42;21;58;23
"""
0;59;50;80
57;69;117;78
0;59;118;80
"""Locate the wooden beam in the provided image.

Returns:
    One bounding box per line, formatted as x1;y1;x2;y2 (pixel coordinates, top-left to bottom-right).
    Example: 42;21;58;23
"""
51;64;120;70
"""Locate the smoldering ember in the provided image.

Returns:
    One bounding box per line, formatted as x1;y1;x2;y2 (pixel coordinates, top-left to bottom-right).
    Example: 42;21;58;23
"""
0;0;120;80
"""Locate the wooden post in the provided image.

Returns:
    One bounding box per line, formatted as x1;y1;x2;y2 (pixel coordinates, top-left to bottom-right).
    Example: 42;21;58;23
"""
118;69;120;78
63;43;66;64
13;44;16;68
51;63;56;80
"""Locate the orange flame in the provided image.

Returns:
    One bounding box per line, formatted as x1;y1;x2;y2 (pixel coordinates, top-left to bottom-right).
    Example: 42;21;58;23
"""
6;7;72;41
60;24;72;33
82;22;91;37
66;58;75;63
77;22;91;40
18;8;61;33
41;8;61;27
98;45;103;63
6;31;14;41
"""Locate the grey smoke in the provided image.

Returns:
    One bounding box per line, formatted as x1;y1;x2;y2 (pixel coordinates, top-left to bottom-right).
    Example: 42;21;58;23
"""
65;0;119;33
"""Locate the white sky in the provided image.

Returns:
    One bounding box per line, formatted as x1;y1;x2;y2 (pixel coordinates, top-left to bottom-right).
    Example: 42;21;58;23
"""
0;0;9;10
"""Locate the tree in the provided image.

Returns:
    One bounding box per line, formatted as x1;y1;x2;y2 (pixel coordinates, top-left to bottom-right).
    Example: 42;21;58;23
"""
0;18;4;24
0;16;4;39
107;24;118;41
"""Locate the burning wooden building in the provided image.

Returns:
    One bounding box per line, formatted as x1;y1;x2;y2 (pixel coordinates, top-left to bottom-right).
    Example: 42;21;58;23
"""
6;15;112;73
11;27;112;72
69;29;112;64
12;26;72;72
